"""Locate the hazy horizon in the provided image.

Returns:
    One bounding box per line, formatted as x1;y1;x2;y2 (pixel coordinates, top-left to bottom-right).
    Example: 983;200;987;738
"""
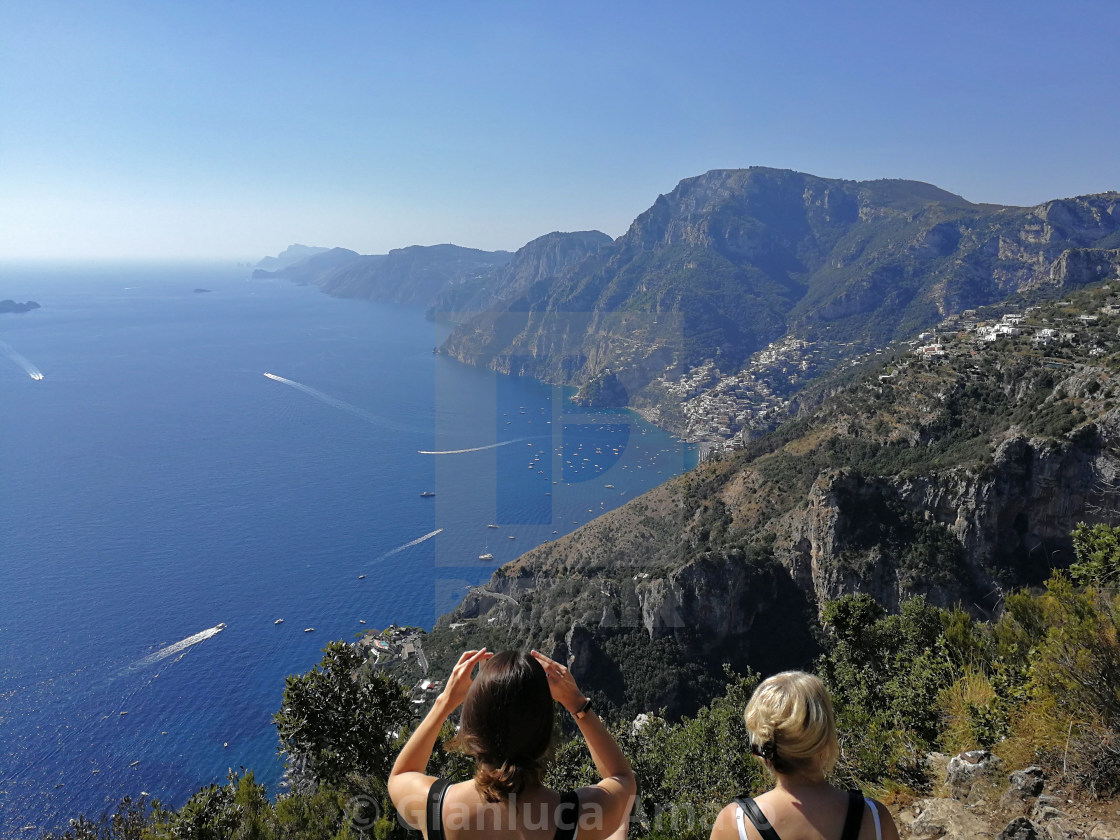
2;0;1118;262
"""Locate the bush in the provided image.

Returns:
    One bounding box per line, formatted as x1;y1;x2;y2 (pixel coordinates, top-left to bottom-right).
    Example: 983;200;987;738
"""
818;594;954;787
273;641;415;793
1071;523;1120;589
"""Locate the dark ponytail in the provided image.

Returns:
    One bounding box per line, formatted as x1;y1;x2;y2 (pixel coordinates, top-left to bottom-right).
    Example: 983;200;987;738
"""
447;651;554;802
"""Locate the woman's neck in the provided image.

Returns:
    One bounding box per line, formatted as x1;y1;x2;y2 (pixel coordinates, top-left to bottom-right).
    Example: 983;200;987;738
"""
772;769;829;793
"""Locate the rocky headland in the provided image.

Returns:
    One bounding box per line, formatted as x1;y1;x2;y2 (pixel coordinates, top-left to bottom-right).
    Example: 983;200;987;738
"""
0;299;41;313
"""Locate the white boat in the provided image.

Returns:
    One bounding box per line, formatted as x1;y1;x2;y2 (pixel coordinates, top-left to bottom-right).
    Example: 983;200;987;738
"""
419;491;435;498
304;627;314;632
479;553;494;561
274;619;284;625
487;524;499;529
358;574;366;579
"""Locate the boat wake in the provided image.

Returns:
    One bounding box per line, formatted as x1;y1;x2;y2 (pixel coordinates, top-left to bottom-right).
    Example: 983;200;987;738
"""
0;339;44;380
263;372;398;429
135;623;226;667
381;528;443;558
418;439;524;455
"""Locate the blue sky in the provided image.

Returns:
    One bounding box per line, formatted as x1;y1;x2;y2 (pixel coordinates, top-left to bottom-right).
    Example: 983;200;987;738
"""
1;0;1118;261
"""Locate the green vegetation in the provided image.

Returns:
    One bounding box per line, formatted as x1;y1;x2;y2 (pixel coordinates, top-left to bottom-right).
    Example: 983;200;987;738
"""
814;528;1120;798
274;642;414;792
46;528;1120;837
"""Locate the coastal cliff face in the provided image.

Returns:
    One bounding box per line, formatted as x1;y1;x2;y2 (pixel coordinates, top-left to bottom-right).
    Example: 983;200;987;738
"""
252;233;613;311
421;285;1120;716
776;426;1116;613
315;244;513;305
427;230;611;321
252;244;513;305
438;169;1120;426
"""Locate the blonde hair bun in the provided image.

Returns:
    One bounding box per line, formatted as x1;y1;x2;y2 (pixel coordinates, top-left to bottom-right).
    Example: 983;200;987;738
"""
744;671;839;776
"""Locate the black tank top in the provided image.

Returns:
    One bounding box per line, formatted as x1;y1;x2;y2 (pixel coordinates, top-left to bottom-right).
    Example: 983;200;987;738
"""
732;790;866;840
425;779;580;840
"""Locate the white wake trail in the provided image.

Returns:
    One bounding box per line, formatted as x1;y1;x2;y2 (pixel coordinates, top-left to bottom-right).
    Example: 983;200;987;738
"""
263;372;396;428
418;440;523;455
136;623;226;667
0;339;44;380
381;528;443;558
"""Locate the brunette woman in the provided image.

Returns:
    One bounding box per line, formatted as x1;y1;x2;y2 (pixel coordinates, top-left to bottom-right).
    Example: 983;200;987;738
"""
389;648;635;840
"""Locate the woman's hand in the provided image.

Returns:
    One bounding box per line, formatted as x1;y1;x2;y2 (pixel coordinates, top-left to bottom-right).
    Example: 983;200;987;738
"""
530;649;586;714
439;648;491;710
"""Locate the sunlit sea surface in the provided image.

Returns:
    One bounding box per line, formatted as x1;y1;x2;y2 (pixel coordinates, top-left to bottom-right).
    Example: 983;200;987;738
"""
0;264;695;834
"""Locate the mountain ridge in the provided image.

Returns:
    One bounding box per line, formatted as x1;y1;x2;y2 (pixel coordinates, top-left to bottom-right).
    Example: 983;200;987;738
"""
410;280;1120;718
438;169;1119;448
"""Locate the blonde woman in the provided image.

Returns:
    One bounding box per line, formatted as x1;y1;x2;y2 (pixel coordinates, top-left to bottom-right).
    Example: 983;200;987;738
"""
710;671;899;840
389;649;635;840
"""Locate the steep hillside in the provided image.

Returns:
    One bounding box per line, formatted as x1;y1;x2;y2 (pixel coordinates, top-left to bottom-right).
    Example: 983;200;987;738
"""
439;169;1120;442
255;243;331;271
426;230;612;321
418;282;1120;718
252;247;364;283
253;244;512;305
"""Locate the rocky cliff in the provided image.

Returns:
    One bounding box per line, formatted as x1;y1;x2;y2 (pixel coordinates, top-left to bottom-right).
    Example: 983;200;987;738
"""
419;283;1120;717
438;169;1120;432
426;230;611;321
253;244;512;305
255;243;331;271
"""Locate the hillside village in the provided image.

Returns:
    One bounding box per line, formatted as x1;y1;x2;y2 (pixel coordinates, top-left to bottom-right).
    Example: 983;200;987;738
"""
354;625;444;704
662;282;1120;453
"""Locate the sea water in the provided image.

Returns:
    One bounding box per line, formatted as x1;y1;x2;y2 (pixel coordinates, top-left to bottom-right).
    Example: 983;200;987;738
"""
0;264;696;834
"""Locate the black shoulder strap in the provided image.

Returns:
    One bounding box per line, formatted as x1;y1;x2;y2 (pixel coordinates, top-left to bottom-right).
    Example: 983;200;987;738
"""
732;796;782;840
426;778;451;840
838;790;865;840
554;790;580;840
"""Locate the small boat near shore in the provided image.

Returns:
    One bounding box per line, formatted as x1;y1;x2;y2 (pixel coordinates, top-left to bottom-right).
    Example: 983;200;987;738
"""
479;553;494;561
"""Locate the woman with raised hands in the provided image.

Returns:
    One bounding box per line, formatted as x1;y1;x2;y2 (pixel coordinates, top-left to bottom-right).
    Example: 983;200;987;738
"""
709;671;899;840
388;648;635;840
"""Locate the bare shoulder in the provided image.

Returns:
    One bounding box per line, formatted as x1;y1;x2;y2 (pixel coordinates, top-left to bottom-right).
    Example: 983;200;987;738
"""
709;801;743;840
866;798;900;840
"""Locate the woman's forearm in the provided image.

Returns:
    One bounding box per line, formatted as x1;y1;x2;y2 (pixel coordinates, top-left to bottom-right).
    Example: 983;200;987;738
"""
389;693;454;778
575;709;634;786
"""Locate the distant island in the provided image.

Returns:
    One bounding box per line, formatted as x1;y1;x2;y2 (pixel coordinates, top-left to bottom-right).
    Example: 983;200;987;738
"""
0;299;40;313
193;288;211;293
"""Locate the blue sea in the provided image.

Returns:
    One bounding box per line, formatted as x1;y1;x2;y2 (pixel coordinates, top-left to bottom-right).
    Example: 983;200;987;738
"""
0;263;695;835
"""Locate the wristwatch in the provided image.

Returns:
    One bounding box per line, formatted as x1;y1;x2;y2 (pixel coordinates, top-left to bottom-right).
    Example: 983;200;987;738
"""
574;697;593;720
